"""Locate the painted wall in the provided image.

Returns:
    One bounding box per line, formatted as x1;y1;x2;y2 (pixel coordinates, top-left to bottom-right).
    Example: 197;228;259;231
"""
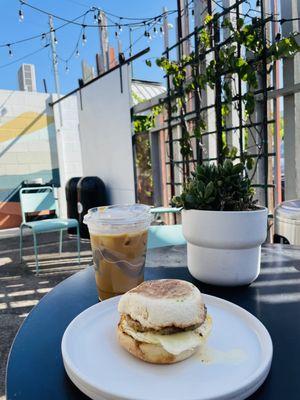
52;94;83;218
74;64;135;204
0;90;60;229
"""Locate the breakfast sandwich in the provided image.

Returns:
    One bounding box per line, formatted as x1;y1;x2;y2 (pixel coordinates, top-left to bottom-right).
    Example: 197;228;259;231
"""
117;279;212;364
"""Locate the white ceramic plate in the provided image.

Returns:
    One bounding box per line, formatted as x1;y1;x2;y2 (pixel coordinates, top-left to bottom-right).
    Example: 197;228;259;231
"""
61;294;272;400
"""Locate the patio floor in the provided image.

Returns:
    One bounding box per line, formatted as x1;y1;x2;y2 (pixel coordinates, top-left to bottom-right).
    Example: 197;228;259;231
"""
0;229;92;399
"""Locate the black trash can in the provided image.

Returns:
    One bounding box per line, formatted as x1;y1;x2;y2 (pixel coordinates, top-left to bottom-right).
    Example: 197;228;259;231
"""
77;176;107;238
65;177;81;234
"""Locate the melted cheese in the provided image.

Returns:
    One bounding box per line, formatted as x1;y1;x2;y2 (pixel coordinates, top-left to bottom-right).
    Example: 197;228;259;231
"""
121;315;212;356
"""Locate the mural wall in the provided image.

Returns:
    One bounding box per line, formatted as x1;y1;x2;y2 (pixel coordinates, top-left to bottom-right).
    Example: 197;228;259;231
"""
0;90;59;229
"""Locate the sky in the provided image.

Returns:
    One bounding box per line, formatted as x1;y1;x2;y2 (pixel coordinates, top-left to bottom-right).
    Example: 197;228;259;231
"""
0;0;178;95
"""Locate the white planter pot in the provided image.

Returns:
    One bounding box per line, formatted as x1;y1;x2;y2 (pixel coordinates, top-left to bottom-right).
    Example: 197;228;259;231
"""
182;207;268;286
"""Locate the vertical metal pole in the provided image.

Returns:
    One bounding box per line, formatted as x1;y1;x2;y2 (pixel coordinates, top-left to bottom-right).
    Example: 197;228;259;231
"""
129;28;134;77
166;47;175;199
177;0;183;59
214;19;224;164
176;0;188;178
162;7;172;218
260;1;269;209
236;5;243;162
49;15;65;220
281;0;300;200
194;27;202;164
49;16;62;124
129;28;133;58
223;0;240;158
272;0;282;204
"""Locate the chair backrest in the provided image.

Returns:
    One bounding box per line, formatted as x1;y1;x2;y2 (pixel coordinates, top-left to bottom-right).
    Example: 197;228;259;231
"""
19;186;57;223
147;224;186;249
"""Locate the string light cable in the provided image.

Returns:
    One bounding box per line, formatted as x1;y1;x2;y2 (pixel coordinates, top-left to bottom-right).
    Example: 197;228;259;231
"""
0;9;91;49
19;1;178;28
0;44;50;69
2;0;190;57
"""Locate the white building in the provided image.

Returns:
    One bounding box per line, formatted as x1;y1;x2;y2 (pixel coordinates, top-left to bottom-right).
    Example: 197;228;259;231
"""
18;64;37;92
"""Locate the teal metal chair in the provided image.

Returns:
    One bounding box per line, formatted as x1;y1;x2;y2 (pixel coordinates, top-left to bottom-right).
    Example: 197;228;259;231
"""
150;206;182;221
19;186;80;273
147;224;186;249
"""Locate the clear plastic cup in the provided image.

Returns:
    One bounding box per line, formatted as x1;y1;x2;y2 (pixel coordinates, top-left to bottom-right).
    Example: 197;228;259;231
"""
84;204;153;300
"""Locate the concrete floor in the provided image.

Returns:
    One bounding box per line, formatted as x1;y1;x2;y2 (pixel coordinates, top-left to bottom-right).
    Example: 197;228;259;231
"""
0;229;92;399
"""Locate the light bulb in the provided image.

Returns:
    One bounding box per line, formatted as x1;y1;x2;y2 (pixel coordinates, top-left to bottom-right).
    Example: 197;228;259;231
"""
76;49;80;57
82;32;87;46
8;46;13;57
19;9;24;22
54;36;58;45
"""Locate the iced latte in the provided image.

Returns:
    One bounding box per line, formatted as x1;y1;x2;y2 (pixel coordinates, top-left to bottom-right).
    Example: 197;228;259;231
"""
84;205;152;300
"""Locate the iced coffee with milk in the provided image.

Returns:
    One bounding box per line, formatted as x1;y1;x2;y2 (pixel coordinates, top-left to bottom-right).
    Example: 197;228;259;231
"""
84;205;152;300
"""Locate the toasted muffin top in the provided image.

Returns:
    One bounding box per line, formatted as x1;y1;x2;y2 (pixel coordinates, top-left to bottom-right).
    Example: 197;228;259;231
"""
130;279;194;299
118;279;206;330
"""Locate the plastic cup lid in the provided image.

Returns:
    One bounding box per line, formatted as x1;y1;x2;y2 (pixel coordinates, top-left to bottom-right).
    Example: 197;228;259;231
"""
83;204;152;226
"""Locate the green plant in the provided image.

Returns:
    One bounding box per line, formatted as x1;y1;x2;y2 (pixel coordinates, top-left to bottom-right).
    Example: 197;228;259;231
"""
172;160;256;211
150;15;300;171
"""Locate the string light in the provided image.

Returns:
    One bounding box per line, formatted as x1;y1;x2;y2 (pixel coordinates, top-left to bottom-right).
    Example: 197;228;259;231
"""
82;26;87;45
7;45;13;57
159;26;164;36
93;11;98;24
65;62;69;73
2;3;180;54
2;1;185;65
19;8;24;22
20;1;178;29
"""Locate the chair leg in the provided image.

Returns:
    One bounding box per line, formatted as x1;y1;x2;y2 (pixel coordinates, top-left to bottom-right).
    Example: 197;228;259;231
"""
59;230;63;253
33;233;39;274
19;225;23;263
77;225;80;264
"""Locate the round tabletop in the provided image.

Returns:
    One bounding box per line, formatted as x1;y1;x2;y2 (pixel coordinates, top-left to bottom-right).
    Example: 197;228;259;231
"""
6;244;300;400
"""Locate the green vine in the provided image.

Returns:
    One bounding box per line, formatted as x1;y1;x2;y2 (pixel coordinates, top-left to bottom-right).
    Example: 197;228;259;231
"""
132;93;163;203
147;14;300;174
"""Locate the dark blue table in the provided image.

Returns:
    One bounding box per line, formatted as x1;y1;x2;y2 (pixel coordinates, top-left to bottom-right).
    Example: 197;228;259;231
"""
6;244;300;399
